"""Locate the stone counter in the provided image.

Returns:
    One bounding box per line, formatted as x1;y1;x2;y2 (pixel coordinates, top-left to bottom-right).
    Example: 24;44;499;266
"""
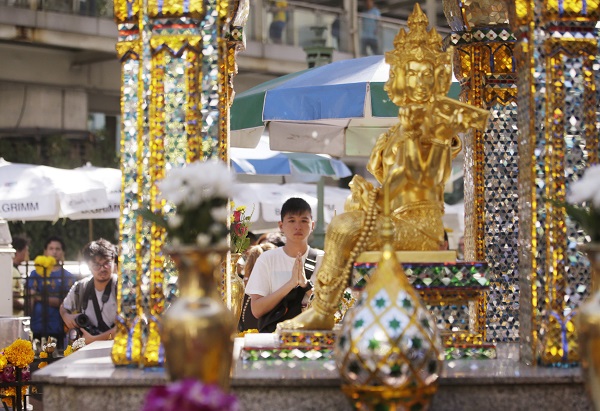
34;341;593;411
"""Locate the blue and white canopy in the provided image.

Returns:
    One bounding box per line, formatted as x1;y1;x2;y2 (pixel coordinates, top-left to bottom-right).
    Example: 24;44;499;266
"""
230;55;460;157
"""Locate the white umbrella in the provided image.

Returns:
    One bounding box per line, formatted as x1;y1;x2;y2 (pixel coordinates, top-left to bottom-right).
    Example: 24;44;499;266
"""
0;158;109;221
231;136;352;181
232;182;350;233
68;163;121;220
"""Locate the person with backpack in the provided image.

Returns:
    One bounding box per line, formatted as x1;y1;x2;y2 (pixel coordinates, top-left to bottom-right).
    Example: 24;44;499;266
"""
60;238;118;344
245;197;324;333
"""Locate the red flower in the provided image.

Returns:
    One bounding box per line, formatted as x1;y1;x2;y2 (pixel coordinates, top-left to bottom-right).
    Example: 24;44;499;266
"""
233;210;242;223
233;223;247;237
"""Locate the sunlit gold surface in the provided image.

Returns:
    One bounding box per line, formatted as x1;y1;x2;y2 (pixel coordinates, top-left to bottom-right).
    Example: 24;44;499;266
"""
542;0;600;22
446;0;510;32
578;245;600;405
221;253;245;325
277;330;337;348
279;4;488;332
148;0;204;18
114;0;140;23
162;247;235;387
579;245;600;410
355;250;456;263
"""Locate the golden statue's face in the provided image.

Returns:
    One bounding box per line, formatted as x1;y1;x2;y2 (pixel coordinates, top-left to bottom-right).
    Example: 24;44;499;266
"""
404;60;435;103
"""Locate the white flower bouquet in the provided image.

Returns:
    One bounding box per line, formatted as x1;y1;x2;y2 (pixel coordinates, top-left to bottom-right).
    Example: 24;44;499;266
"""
560;164;600;242
140;160;235;247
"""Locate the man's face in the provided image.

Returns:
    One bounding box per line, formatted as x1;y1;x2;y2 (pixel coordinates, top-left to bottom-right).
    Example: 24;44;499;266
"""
14;246;29;265
89;256;114;283
278;211;314;243
404;60;435;104
44;241;64;263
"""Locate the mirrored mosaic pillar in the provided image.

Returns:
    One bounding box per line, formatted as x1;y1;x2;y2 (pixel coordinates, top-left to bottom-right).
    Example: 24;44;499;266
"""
443;0;520;342
111;0;236;367
509;0;599;365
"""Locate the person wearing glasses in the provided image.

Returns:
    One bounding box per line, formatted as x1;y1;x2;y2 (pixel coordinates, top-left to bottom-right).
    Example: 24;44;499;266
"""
60;238;118;345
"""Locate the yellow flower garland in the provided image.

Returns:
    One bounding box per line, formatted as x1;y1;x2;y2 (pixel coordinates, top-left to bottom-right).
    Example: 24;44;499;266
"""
0;387;28;408
3;339;34;369
33;255;57;277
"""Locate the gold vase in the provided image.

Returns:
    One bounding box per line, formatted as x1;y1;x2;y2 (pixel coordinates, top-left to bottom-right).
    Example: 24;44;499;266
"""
162;246;235;388
334;234;444;410
578;243;600;410
221;253;246;325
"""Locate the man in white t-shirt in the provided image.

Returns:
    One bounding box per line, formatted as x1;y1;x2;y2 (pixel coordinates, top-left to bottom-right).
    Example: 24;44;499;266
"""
245;197;324;332
60;238;118;344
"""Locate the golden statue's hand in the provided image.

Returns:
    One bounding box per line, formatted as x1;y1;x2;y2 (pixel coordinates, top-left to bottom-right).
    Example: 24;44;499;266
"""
276;307;335;331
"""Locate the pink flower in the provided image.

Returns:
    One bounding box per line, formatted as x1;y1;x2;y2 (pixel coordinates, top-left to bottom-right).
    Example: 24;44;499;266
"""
141;379;238;411
233;223;247;237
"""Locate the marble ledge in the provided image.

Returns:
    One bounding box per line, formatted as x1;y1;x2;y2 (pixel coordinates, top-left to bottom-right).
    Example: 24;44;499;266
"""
34;340;586;387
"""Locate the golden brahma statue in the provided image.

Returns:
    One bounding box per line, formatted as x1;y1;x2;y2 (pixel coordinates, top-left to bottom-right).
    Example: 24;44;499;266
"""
279;4;489;331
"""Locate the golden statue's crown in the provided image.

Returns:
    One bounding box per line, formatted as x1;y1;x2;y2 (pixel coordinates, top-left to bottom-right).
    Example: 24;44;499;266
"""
385;3;450;68
384;3;453;100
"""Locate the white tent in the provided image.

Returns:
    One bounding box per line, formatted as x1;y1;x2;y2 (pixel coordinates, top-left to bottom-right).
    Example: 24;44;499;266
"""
231;182;350;233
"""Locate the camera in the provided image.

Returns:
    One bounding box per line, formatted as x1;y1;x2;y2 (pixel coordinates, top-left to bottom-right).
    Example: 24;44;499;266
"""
74;314;102;336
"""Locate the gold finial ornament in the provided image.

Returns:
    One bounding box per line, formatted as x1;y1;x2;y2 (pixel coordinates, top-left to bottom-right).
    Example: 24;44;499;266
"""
335;158;443;410
278;4;489;332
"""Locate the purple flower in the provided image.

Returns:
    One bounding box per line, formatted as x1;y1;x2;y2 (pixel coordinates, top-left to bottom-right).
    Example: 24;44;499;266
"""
21;366;31;382
141;379;239;411
2;364;15;382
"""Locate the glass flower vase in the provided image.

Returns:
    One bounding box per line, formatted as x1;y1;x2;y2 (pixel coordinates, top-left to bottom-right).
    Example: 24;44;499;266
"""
162;246;235;388
577;243;600;411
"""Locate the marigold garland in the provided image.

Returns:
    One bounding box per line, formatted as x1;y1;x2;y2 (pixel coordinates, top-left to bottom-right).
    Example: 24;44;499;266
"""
237;329;258;338
3;339;34;368
39;352;48;359
0;387;28;408
63;346;73;356
0;354;6;370
33;255;57;277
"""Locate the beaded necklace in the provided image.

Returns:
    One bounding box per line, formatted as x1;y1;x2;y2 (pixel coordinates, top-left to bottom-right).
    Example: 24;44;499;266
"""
241;296;251;324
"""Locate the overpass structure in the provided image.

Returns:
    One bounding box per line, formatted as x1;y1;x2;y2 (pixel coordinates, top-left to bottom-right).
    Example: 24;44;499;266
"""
0;0;447;143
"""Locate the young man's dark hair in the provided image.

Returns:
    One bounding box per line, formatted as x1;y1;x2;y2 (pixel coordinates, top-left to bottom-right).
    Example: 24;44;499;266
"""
44;236;66;252
81;238;117;264
12;237;29;253
280;197;312;220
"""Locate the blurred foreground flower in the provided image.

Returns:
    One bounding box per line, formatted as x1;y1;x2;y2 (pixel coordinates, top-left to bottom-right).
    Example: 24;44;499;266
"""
550;164;600;242
139;160;235;247
141;379;239;411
